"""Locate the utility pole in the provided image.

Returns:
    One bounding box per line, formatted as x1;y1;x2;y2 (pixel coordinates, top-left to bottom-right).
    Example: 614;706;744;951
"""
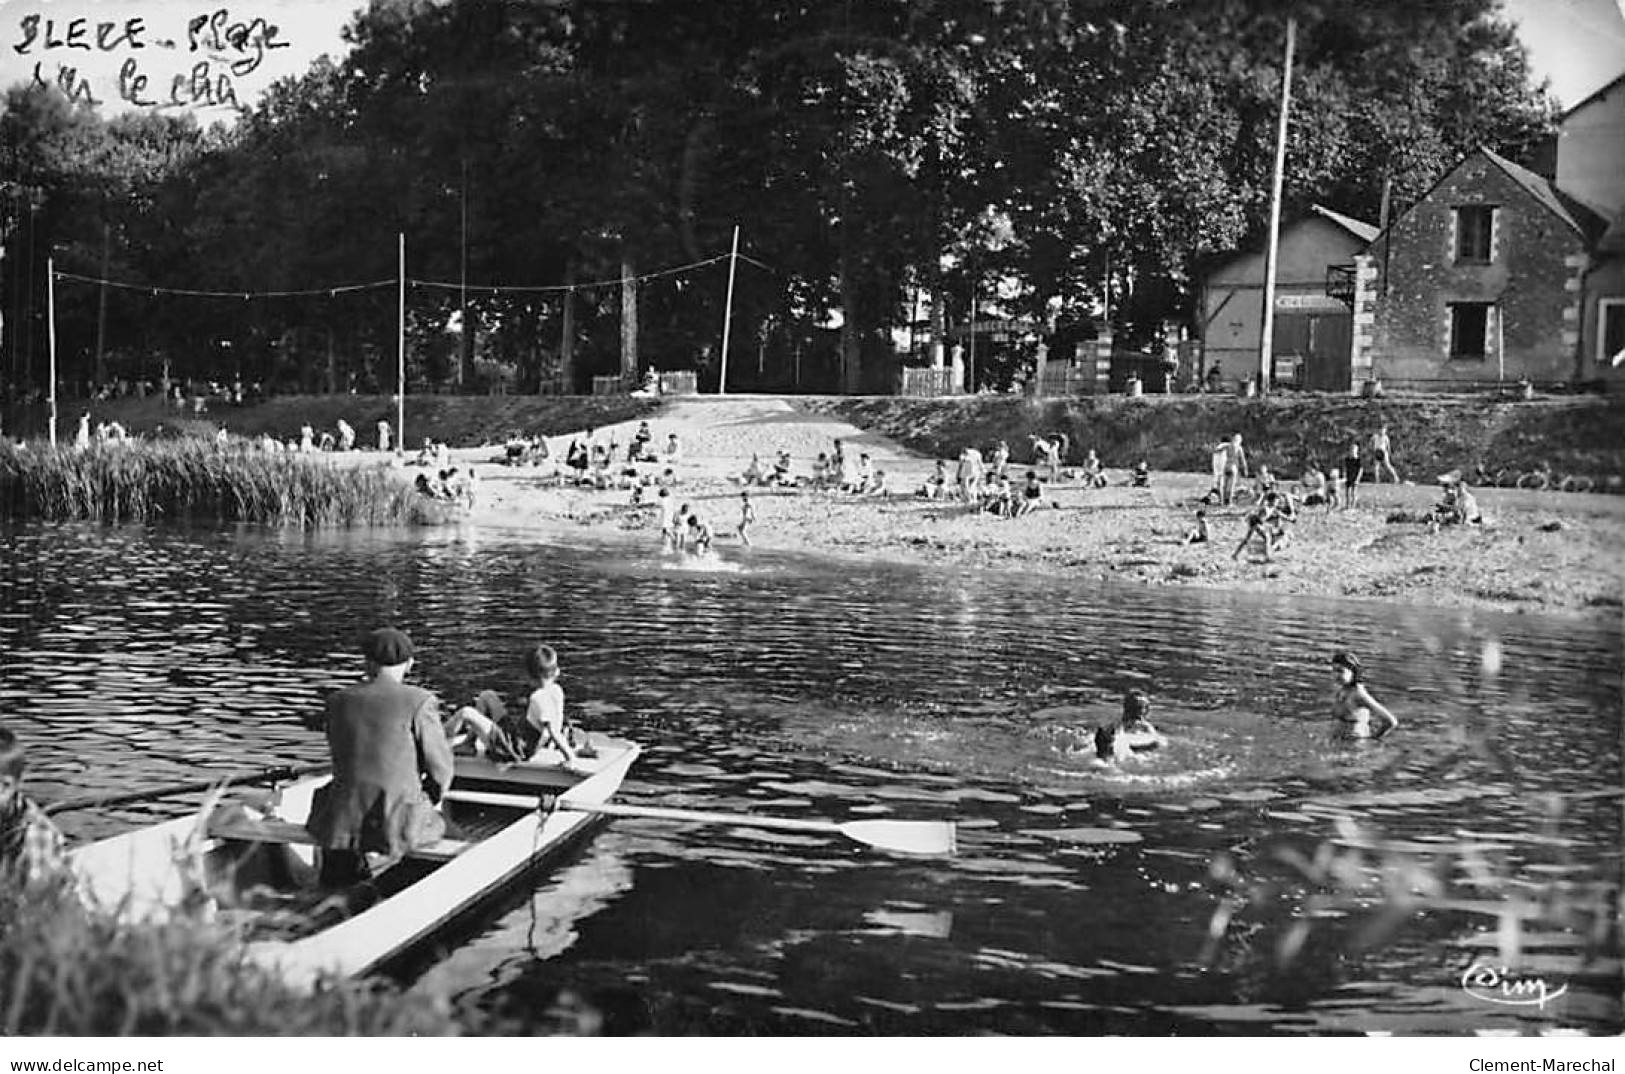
1258;15;1296;396
94;222;110;384
46;254;56;445
718;224;739;395
397;233;405;453
458;159;470;388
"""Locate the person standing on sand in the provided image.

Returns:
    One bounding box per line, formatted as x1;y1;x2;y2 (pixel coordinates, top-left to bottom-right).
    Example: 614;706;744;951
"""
1220;434;1249;506
377;419;392;454
957;444;984;503
737;490;756;545
1341;442;1364;509
1369;425;1400;483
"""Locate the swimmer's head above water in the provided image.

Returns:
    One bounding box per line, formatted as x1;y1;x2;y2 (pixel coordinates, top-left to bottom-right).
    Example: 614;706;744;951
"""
1331;649;1363;684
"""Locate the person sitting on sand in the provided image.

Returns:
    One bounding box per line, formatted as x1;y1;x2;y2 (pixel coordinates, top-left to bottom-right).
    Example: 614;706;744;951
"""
1080;449;1107;489
838;449;862;493
772;451;793;486
1013;471;1045;516
868;469;891;497
1330;650;1397;741
1182;509;1209;545
920;459;950;500
1130;461;1151;488
632;421;654;461
812;453;831;490
662;433;682;466
1232;490;1287;562
983;474;1015;517
742;453;769;487
1094;690;1166;762
1298;462;1329;507
856;453;877;493
1430;479;1482;529
337;419;356;452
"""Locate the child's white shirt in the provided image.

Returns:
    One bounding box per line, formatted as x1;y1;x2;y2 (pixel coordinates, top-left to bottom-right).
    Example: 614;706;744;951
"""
525;681;567;751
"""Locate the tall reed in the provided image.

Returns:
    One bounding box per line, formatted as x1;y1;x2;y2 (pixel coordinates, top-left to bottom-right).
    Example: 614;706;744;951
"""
0;441;450;527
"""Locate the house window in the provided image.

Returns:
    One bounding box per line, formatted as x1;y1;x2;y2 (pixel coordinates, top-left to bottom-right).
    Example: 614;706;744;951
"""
1601;299;1625;369
1455;206;1494;263
1449;302;1493;359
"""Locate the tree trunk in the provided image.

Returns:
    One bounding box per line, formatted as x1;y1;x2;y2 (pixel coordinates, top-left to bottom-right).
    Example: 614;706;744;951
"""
620;252;638;384
839;241;861;394
326;325;337;394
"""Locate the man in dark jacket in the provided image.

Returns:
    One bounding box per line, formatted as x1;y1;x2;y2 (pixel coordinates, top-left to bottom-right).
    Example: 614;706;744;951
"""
305;627;456;886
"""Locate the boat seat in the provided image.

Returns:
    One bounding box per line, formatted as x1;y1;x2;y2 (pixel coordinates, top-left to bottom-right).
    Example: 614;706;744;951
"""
206;815;472;863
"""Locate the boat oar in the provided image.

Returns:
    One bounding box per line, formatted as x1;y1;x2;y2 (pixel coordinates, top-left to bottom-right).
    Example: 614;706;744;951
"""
43;762;329;816
556;800;958;856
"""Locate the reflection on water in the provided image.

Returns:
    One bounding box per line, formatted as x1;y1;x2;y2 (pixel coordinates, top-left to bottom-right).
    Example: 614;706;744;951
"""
1;521;1619;1034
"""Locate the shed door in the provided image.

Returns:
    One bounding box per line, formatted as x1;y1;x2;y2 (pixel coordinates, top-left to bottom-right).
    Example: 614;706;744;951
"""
1301;314;1352;392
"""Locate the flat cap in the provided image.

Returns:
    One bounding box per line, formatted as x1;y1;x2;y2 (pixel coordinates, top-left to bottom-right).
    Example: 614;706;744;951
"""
363;627;414;666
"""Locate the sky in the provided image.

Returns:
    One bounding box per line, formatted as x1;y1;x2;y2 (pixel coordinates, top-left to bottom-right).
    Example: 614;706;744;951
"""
0;0;1621;118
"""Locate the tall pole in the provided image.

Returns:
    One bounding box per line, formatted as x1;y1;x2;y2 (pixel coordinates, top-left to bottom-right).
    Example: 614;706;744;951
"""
458;159;469;388
1258;15;1296;396
46;254;57;445
397;233;405;454
718;224;739;395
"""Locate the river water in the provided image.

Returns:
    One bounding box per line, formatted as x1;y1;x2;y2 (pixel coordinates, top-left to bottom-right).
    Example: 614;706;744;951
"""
1;522;1619;1035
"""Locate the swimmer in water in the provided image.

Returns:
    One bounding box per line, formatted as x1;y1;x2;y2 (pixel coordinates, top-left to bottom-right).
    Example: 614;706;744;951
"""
1094;689;1167;761
1330;649;1397;740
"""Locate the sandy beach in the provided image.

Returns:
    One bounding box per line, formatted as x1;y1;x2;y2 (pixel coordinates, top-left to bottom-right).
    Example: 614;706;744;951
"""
435;396;1623;618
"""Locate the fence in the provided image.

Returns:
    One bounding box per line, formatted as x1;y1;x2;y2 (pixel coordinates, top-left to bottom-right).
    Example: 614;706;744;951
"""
658;371;698;395
591;374;628;396
899;367;959;397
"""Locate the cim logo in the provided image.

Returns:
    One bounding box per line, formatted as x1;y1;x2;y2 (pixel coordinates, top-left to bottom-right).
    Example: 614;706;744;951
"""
1461;962;1570;1009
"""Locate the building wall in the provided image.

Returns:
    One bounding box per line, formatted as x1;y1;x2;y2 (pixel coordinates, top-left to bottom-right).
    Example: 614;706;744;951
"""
1580;255;1625;389
1556;79;1625;218
1370;153;1586;388
1199;216;1367;383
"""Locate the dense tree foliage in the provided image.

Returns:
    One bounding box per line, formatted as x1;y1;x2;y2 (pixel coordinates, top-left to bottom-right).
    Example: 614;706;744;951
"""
0;0;1555;396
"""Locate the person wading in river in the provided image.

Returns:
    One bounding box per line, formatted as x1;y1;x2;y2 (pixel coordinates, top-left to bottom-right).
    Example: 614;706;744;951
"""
1330;649;1398;741
304;627;456;887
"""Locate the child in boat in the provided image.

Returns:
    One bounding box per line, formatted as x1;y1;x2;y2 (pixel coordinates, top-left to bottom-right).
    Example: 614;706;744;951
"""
0;727;67;888
1093;691;1166;761
1330;650;1397;740
444;645;588;766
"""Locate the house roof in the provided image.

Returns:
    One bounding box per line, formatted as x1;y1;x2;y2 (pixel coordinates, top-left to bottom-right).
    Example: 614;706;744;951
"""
1600;207;1625;255
1560;69;1625;121
1482;147;1598;237
1308;203;1380;243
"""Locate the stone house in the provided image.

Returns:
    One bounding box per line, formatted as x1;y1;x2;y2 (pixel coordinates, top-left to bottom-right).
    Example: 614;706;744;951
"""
1198;204;1377;392
1352;73;1625;391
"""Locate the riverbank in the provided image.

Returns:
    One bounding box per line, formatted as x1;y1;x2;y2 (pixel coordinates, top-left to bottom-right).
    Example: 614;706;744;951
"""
450;396;1624;619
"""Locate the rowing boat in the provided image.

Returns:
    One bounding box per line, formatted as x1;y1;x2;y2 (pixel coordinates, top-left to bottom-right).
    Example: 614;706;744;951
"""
69;736;641;989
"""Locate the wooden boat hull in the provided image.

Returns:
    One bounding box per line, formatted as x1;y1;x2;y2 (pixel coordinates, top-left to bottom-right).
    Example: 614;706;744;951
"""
69;737;641;989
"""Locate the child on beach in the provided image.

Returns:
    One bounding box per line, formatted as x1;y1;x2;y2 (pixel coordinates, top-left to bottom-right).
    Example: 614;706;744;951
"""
443;645;589;766
1330;650;1398;741
1341;443;1364;509
1182;509;1209;545
1014;471;1045;516
920;459;950;499
772;451;793;486
1081;449;1107;489
1130;461;1150;488
1232;491;1287;562
0;727;68;888
737;491;756;545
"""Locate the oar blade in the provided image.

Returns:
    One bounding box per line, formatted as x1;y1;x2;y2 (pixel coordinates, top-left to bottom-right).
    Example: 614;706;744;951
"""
838;819;957;857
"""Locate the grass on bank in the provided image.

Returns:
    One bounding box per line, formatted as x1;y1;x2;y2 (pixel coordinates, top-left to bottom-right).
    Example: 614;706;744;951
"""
0;877;468;1035
0;440;452;527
